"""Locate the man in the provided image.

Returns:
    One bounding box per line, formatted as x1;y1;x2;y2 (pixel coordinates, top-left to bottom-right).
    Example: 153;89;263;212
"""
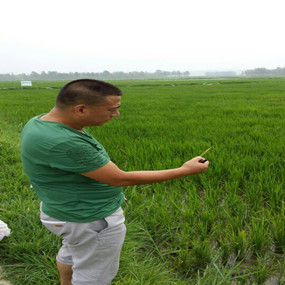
21;79;209;285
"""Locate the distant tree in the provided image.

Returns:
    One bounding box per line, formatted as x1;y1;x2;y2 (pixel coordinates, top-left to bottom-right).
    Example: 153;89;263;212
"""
243;67;273;77
30;71;40;80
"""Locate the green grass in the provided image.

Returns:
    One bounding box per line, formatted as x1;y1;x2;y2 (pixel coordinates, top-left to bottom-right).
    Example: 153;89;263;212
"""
0;78;284;284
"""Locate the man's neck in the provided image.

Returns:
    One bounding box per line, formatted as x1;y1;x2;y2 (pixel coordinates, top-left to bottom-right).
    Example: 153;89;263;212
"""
39;108;84;133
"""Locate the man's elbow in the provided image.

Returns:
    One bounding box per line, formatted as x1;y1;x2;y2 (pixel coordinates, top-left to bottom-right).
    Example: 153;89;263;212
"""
105;172;130;187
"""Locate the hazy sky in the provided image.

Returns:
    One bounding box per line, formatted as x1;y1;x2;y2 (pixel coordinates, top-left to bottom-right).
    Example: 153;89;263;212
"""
1;0;285;74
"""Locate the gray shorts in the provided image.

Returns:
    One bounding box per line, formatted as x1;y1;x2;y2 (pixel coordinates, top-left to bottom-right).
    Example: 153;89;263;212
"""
40;207;126;285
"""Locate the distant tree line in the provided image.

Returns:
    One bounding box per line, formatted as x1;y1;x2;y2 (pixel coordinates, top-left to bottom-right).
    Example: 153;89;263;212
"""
1;67;285;81
205;71;237;77
205;68;285;77
242;67;285;77
0;70;191;81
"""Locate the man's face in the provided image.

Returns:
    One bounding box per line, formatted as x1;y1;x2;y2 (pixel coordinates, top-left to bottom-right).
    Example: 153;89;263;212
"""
84;95;121;126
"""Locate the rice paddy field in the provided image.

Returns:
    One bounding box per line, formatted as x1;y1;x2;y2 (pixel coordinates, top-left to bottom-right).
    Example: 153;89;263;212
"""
0;78;284;284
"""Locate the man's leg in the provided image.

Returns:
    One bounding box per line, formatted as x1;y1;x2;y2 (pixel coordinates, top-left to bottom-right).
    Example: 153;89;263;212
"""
40;211;73;285
70;208;126;285
57;262;72;285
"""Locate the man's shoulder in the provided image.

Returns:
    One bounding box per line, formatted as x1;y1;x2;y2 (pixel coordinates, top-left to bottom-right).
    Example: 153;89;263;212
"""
22;116;76;147
21;116;104;151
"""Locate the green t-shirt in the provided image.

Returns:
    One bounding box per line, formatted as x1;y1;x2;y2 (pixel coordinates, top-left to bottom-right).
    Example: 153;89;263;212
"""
21;114;124;222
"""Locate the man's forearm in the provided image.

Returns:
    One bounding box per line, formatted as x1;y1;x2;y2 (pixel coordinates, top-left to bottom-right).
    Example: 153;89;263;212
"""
114;168;186;187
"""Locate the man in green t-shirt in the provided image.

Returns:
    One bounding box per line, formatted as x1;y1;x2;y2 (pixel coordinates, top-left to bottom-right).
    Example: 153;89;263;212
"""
21;79;209;285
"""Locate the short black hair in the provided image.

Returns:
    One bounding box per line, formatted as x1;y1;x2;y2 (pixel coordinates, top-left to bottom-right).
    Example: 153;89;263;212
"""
56;79;122;108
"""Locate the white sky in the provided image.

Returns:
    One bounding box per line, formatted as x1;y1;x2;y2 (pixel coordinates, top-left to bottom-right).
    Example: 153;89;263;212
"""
1;0;285;74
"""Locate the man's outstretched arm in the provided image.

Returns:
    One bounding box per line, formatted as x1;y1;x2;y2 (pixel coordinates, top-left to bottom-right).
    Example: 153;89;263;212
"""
81;156;209;187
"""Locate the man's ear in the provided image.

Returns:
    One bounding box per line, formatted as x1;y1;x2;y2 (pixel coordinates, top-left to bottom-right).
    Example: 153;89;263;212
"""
73;104;87;116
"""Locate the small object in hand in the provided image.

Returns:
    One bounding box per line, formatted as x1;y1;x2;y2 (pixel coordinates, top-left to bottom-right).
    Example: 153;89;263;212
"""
199;159;208;163
200;146;212;157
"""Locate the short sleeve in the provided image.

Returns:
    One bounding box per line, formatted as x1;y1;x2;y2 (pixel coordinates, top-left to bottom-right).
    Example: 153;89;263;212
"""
48;140;110;173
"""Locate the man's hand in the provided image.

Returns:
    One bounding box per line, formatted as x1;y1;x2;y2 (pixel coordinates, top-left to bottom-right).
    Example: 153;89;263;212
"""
180;156;209;175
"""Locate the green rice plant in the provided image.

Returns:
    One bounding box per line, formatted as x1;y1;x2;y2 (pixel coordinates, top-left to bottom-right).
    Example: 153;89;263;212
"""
251;256;272;285
247;216;270;255
171;239;213;277
271;213;285;254
196;264;255;285
219;243;232;266
195;208;218;240
267;184;285;212
228;228;249;260
112;220;189;285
